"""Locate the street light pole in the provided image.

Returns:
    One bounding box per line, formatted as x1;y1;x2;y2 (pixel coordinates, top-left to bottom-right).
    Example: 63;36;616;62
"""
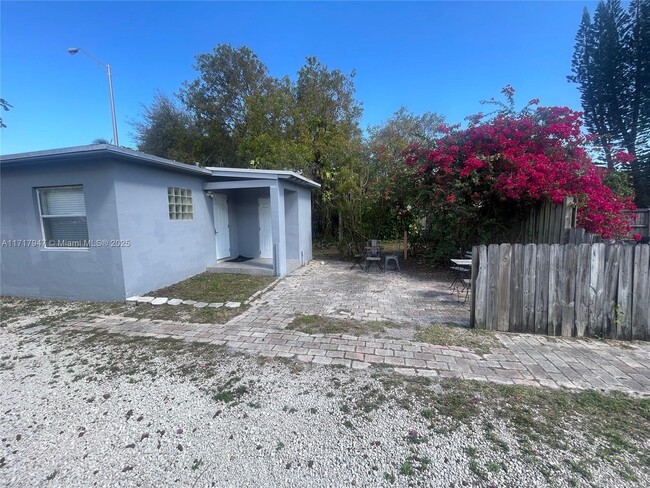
68;48;119;146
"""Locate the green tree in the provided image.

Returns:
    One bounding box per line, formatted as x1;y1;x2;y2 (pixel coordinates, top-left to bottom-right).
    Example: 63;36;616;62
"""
0;98;12;128
569;0;650;205
131;91;202;163
179;44;272;166
238;77;311;170
364;107;445;239
294;57;364;241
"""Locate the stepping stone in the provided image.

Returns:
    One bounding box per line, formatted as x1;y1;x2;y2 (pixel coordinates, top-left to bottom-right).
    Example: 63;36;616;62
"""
225;301;241;308
136;297;154;303
209;303;224;309
167;299;183;306
193;302;208;308
151;297;168;305
182;300;197;305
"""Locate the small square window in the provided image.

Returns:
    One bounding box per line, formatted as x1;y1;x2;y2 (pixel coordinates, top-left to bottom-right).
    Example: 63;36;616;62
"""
167;187;193;220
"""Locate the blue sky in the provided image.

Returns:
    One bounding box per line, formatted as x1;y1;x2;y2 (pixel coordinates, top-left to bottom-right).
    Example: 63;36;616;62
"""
1;1;599;155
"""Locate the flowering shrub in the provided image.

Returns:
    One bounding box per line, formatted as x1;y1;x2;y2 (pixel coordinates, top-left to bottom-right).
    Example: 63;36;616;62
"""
405;95;636;242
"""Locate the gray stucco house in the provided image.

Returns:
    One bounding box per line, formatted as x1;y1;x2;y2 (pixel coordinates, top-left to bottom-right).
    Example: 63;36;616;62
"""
0;144;319;301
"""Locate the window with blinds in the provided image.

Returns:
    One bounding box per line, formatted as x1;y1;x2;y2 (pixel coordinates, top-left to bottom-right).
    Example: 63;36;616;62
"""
37;186;89;247
167;187;193;220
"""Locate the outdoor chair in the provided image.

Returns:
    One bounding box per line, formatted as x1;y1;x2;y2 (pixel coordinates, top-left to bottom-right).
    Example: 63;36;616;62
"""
350;243;366;271
384;253;400;271
365;240;384;272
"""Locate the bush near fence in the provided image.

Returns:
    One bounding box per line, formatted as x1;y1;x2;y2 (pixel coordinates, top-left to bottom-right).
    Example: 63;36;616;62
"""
470;243;650;341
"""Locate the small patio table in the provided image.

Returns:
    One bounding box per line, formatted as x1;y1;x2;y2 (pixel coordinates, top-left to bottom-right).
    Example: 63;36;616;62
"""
449;258;472;300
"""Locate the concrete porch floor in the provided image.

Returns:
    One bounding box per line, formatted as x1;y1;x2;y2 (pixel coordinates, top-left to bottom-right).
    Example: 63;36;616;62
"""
206;258;303;276
207;258;274;276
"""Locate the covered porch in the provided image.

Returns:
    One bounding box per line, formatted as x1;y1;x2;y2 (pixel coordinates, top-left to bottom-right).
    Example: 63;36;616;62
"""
202;168;318;277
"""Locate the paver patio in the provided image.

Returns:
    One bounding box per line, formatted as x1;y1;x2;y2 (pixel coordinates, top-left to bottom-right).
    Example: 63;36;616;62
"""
66;261;650;395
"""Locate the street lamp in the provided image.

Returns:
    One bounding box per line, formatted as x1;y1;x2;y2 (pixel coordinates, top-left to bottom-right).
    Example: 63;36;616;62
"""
68;47;119;146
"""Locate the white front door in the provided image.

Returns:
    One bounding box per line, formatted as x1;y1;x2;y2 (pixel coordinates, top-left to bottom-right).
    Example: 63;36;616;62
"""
258;197;272;259
213;193;230;260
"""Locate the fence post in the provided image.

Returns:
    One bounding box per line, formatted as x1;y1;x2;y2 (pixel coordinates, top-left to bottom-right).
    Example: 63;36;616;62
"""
562;196;575;241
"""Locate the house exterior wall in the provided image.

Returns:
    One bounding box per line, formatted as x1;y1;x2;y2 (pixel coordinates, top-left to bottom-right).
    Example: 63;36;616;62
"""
284;189;300;260
112;162;215;297
0;159;126;300
298;186;313;263
1;145;317;299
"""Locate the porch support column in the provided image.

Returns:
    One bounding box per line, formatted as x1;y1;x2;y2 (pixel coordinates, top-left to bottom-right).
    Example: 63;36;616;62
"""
270;183;287;276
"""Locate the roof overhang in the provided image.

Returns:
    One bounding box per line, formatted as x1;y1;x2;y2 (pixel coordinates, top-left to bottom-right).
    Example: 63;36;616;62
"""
206;166;320;189
0;145;321;189
0;144;212;176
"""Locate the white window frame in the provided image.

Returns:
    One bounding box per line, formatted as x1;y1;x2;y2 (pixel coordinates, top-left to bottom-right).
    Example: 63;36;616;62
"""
36;185;89;249
167;187;194;221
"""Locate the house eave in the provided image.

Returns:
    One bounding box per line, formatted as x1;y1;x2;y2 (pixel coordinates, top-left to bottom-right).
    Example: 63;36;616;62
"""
0;144;213;176
205;166;320;189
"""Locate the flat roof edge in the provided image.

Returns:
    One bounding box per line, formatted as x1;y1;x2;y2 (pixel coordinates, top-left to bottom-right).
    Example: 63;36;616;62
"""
0;144;212;176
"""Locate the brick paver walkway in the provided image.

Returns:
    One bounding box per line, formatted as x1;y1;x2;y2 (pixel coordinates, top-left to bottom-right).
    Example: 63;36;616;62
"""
67;261;650;396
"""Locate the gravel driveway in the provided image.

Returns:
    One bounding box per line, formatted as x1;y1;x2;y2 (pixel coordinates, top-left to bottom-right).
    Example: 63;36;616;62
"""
1;314;648;487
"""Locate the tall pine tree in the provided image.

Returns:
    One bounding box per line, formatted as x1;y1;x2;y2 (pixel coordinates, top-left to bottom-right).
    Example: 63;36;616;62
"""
569;0;650;206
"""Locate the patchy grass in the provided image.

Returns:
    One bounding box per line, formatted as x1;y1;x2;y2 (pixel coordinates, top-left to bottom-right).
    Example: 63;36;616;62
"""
0;298;99;328
96;301;242;325
414;323;500;355
286;314;398;337
213;376;248;404
149;272;274;303
378;371;650;480
1;272;273;326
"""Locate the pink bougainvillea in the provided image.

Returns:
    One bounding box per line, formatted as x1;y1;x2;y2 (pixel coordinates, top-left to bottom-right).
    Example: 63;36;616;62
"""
405;100;636;240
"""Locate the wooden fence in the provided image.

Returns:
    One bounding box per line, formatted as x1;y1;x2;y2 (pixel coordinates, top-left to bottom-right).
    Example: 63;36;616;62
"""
512;196;577;244
470;243;650;341
630;208;650;238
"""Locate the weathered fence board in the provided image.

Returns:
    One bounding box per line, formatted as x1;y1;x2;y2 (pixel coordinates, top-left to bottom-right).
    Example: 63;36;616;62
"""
588;243;606;337
473;246;488;330
509;244;524;333
574;244;590;337
548;245;563;336
523;244;536;333
497;244;512;332
485;244;500;330
561;245;577;337
534;244;550;334
631;244;649;340
603;245;620;338
617;245;634;340
470;243;650;341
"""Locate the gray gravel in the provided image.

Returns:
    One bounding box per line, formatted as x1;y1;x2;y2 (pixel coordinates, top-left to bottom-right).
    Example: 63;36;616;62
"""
1;319;647;487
